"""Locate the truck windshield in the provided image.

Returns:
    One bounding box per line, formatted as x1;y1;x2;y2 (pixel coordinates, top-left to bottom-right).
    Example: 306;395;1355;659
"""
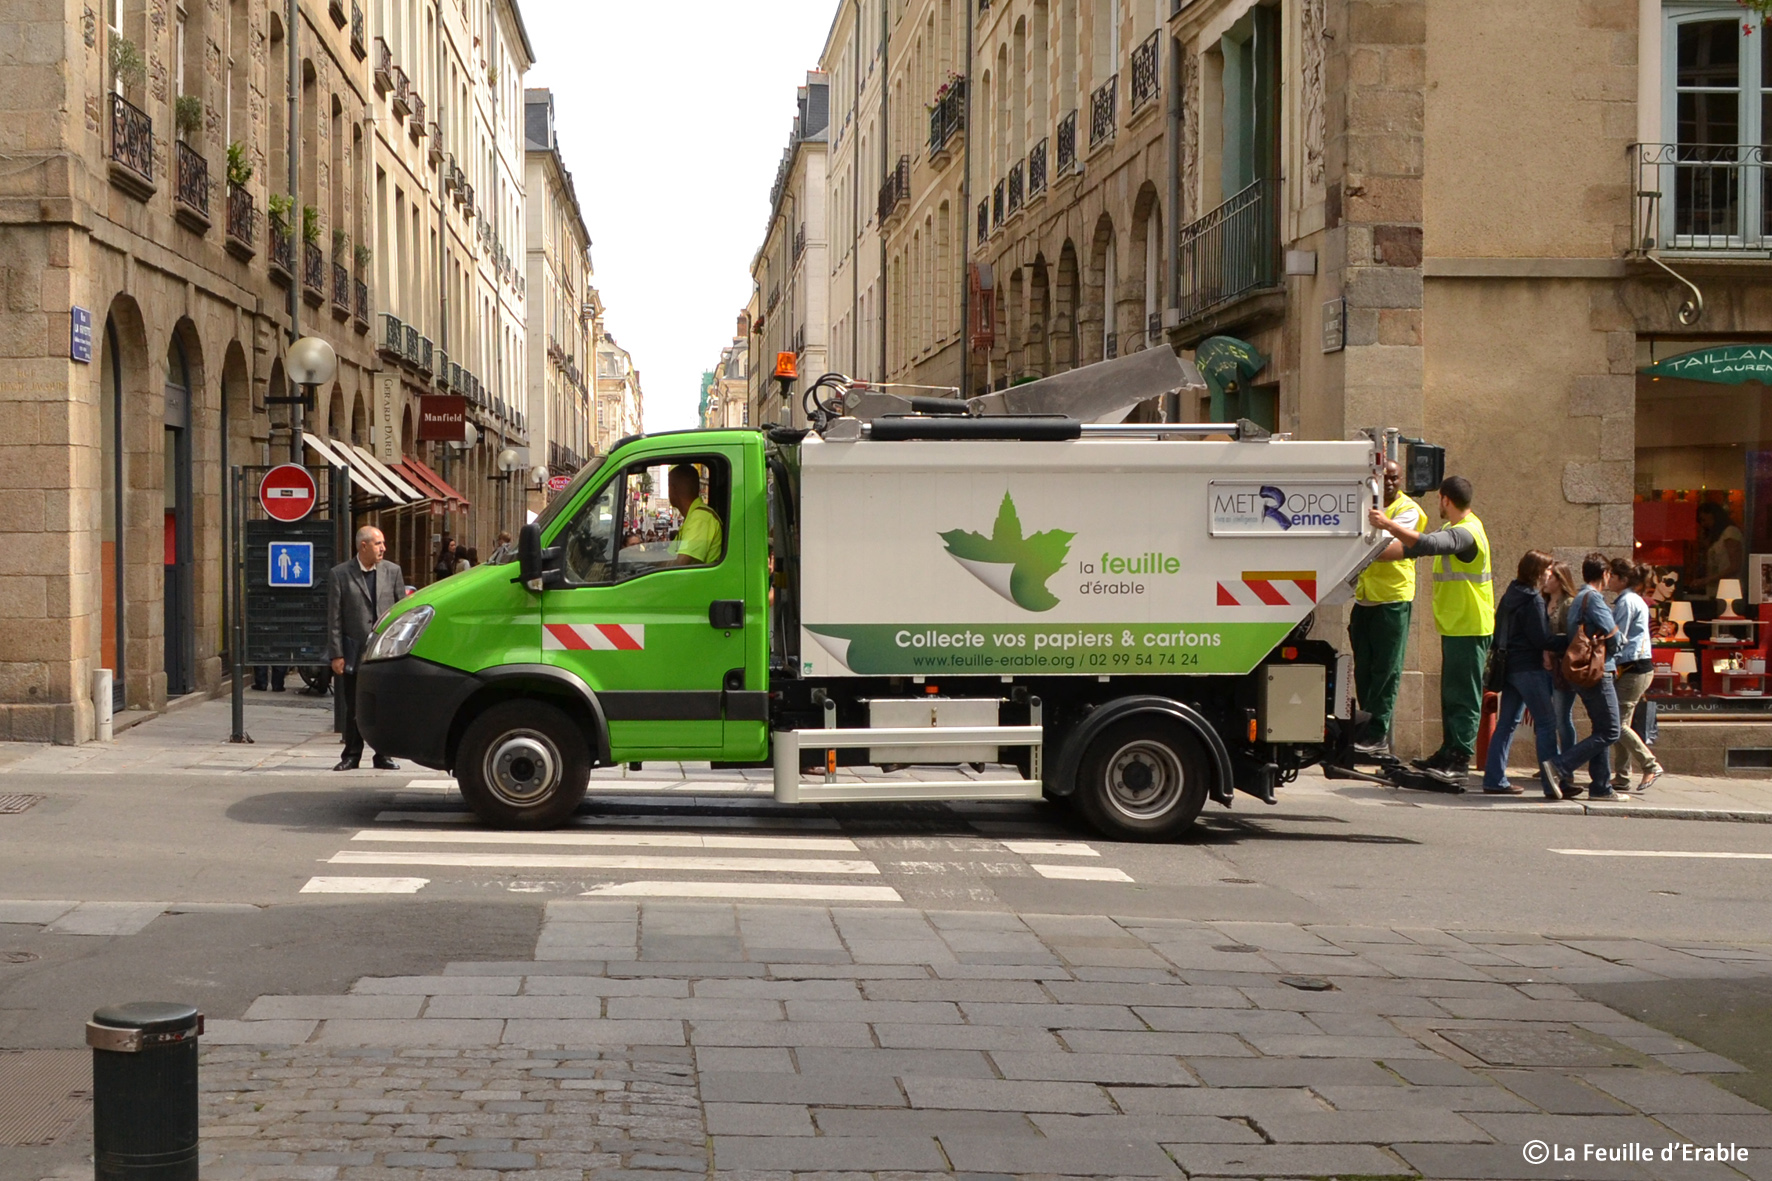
531;455;611;535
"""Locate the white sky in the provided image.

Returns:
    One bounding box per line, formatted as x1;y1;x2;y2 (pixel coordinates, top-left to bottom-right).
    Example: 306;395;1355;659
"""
525;0;840;432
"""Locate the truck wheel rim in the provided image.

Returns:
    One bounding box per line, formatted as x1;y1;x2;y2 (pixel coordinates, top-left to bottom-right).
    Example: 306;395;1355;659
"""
485;731;559;805
1102;739;1184;820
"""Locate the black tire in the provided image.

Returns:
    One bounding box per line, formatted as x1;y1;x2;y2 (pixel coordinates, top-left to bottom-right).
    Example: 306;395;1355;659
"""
1073;715;1211;841
456;700;590;829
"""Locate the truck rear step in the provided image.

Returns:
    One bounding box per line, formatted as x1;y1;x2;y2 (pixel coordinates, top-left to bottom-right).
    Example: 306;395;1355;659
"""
771;724;1045;804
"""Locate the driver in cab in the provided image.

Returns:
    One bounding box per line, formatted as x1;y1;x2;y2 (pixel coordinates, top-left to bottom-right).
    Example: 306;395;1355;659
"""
668;463;722;566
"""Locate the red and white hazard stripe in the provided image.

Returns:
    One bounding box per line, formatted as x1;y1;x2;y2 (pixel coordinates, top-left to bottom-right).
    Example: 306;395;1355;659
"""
542;622;645;651
1216;571;1317;609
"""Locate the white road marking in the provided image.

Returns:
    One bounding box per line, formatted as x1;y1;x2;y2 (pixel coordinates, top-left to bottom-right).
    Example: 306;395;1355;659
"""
1550;849;1772;860
1030;863;1135;882
351;829;860;851
301;876;430;894
328;850;882;875
398;780;458;791
582;881;904;902
372;810;842;830
1001;839;1100;857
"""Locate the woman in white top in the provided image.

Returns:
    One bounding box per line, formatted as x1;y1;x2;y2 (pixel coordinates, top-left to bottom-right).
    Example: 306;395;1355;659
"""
1606;559;1663;792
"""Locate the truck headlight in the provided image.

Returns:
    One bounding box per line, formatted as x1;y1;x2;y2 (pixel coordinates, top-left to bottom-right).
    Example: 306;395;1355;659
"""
364;605;433;663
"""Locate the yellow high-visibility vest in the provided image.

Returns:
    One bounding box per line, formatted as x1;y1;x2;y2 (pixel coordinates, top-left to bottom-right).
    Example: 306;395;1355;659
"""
1355;492;1424;605
1431;510;1494;637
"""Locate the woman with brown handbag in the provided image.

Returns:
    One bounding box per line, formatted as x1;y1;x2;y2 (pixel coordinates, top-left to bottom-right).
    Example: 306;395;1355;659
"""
1541;553;1622;800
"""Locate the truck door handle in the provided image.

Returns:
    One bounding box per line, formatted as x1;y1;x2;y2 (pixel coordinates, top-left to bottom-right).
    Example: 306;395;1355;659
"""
709;600;744;629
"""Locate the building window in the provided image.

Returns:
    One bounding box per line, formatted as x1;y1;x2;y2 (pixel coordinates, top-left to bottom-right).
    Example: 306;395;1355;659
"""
1652;9;1772;247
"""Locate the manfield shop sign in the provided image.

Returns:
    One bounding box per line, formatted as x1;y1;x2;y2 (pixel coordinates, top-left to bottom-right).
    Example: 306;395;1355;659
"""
1641;345;1772;385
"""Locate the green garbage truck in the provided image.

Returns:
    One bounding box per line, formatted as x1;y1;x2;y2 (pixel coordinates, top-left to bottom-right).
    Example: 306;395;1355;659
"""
357;399;1387;839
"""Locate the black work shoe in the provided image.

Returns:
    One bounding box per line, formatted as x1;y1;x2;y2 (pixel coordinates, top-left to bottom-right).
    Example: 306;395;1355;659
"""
1439;755;1472;776
1411;751;1450;772
1352;740;1392;761
333;758;360;772
371;756;400;771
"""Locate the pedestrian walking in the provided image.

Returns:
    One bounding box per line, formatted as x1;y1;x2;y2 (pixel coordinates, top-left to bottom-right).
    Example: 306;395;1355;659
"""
1368;475;1492;777
432;535;457;582
1607;559;1664;792
1482;551;1563;796
488;531;515;564
1541;552;1622;799
1350;459;1424;757
327;525;404;772
1547;561;1582;755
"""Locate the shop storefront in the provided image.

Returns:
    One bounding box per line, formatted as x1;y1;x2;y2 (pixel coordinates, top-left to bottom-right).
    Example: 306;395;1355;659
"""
1635;344;1772;718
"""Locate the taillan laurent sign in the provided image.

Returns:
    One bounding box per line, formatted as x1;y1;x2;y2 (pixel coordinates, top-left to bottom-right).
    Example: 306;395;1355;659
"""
1641;345;1772;385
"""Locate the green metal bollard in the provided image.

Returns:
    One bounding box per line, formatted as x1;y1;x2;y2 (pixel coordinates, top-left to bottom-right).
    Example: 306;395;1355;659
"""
87;1002;203;1181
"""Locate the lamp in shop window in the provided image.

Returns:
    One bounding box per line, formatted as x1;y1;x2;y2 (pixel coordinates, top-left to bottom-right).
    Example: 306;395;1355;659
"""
1716;579;1745;620
1672;649;1699;693
1667;600;1694;642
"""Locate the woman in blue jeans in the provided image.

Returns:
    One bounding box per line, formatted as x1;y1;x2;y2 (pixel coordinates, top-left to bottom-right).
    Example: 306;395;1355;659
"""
1483;551;1562;796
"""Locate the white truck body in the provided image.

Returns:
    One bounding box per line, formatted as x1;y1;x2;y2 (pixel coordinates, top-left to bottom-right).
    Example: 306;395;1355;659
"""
796;434;1385;679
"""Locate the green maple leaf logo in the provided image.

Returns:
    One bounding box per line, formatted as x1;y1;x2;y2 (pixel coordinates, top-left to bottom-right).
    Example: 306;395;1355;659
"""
939;492;1074;612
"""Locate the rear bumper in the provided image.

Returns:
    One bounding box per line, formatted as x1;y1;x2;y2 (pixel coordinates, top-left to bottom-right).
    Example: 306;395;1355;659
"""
356;656;478;770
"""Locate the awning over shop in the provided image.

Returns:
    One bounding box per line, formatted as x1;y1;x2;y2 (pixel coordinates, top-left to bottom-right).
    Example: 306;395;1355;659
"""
302;435;415;505
395;454;470;513
1641;344;1772;385
349;444;426;503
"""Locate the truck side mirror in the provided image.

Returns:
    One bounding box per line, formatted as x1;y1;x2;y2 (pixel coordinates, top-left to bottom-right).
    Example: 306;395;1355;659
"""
1404;441;1445;496
517;523;563;591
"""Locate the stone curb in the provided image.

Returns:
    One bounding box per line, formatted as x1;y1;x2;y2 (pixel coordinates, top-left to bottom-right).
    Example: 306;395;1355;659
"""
1469;801;1772;823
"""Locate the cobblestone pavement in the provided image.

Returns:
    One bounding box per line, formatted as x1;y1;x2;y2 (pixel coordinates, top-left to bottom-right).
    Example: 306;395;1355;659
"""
79;902;1764;1181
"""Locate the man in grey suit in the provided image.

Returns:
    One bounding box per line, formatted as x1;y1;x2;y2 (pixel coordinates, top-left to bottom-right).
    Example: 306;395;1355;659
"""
328;525;404;771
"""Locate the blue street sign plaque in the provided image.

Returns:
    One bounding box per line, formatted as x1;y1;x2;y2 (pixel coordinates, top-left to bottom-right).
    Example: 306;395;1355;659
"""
267;541;314;588
70;306;92;364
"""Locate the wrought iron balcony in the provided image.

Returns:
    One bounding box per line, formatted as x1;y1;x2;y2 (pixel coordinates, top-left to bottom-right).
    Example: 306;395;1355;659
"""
1631;143;1772;255
1148;311;1163;342
174;141;209;221
303;241;325;294
332;259;350;312
977;198;989;245
328;0;345;27
1028;137;1048;196
109;93;153;188
409;93;426;139
1007;160;1024;216
374;37;392;93
350;0;365;58
435;349;450;388
992;180;1005;231
793;223;806;261
427;123;444;165
354;280;370;329
404;324;420;365
269;220;293;280
929;79;965;159
1090;75;1117;149
1056;109;1078;176
380;312;403;357
1175;178;1276;323
877;154;911;222
1105;332;1118;359
1131;31;1160;113
225;182;255;257
419;336;434;374
391;66;411;119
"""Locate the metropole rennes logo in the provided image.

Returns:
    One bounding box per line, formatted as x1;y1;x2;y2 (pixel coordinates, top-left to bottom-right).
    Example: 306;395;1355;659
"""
939;492;1075;612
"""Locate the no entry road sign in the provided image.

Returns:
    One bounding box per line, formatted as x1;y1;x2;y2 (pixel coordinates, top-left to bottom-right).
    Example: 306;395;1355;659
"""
259;463;317;522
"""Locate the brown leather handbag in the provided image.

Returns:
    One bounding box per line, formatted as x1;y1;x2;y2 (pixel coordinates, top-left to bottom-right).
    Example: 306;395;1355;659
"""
1559;591;1615;691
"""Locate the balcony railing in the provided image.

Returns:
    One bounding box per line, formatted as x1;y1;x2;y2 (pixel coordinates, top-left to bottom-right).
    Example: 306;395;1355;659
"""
929;80;965;158
428;122;444;165
174;141;209;219
1149;311;1163;343
303;241;325;293
350;0;365;57
109;93;153;186
794;223;806;261
1632;142;1772;255
977;198;989;245
1130;31;1160;113
1105;332;1118;359
332;260;350;312
1007;160;1024;216
225;182;255;255
410;93;426;139
1090;75;1117;149
381;312;403;357
992;180;1005;231
391;66;411;118
1028;137;1048;197
404;324;420;365
374;37;392;93
1056;109;1078;176
1175;178;1276;323
354;279;370;328
328;0;345;26
877;154;910;222
269;220;294;279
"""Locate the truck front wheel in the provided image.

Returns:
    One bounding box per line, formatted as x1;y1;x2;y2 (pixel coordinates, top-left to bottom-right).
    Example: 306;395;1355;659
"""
1073;717;1210;841
456;700;590;829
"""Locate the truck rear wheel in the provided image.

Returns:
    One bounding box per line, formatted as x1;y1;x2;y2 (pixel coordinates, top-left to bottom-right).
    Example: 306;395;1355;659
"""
1073;716;1210;841
456;700;590;829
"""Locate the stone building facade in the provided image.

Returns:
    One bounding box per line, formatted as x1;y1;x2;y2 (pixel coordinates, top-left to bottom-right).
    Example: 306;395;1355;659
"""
592;335;642;455
821;0;886;386
749;72;829;429
701;317;750;429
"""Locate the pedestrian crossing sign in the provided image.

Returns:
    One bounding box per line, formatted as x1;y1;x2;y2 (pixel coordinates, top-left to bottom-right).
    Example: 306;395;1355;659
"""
268;541;314;588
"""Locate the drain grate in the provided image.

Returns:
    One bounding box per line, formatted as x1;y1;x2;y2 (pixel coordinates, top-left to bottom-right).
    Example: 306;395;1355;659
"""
0;795;44;816
0;1049;90;1147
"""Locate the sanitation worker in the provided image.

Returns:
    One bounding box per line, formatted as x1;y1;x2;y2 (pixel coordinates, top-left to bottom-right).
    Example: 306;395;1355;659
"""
1368;475;1492;776
1350;459;1423;758
668;464;724;566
